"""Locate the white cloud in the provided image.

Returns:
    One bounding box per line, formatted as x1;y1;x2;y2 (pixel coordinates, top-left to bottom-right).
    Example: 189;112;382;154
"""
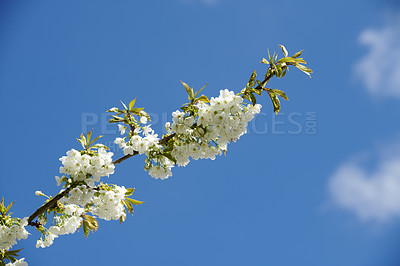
329;143;400;222
354;13;400;99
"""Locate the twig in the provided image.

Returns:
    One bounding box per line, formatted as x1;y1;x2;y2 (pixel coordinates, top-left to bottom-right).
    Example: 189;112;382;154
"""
27;132;176;226
26;69;275;227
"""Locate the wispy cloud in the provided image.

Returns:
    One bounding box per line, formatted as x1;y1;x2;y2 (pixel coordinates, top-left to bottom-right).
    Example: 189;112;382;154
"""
354;12;400;99
329;141;400;223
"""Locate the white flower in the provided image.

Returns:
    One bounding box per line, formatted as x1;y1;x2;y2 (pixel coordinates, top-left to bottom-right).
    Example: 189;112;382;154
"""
35;191;45;196
118;124;127;135
123;145;135;155
63;185;94;206
107;107;119;112
148;165;172;180
140;116;148;124
64;204;84;216
114;138;126;148
55;176;63;186
142;125;154;136
165;122;172;134
48;216;82;237
183;116;195;127
90;185;127;221
0;217;29;251
6;258;28;266
115;88;263;181
58;148;115;185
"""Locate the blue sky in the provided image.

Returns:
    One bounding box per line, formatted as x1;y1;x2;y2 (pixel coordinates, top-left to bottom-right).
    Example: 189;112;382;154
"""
1;0;400;265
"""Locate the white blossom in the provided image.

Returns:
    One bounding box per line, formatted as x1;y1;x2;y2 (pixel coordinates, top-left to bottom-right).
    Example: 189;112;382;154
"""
140;116;148;124
112;89;261;180
0;218;29;251
118;124;127;135
90;185;127;221
5;258;28;266
59;148;115;186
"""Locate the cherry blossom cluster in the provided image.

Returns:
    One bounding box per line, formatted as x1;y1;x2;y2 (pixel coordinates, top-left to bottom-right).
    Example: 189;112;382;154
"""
36;208;83;248
34;145;137;250
114;117;174;180
58;148;115;187
169;89;262;165
0;218;29;251
5;258;27;266
114;124;161;158
36;182;131;249
90;184;127;221
62;185;94;206
0;208;29;266
114;89;262;180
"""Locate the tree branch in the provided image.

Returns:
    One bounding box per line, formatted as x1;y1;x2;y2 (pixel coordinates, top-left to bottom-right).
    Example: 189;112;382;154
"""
27;68;275;227
27;132;177;226
27;186;74;226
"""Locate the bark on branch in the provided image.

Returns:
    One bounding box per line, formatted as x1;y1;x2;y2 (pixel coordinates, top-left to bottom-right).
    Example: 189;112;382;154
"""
27;132;177;226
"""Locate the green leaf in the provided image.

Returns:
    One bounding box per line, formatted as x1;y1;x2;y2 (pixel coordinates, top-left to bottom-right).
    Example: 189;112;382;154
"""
0;198;5;214
249;93;257;105
267;91;281;114
294;58;306;64
248;70;257;86
197;95;210;104
278;44;288;57
89;135;103;146
275;64;282;78
120;210;127;224
82;215;98;238
86;215;98;229
86;131;92;146
120;100;128;110
271;89;288;100
131;107;144;113
111;115;124;121
122;199;133;214
292;50;303;58
83;220;89;238
242;93;251;102
281;68;287;78
253;88;262;96
77;138;86;149
295;64;312;78
5;255;16;263
267;48;271;63
271;50;277;64
181;81;194;100
125;197;144;205
91;144;109;150
4;201;14;215
125;188;135;196
195;83;208;97
129;98;136;110
6;249;23;256
80;133;87;147
277;57;296;64
260;58;269;64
